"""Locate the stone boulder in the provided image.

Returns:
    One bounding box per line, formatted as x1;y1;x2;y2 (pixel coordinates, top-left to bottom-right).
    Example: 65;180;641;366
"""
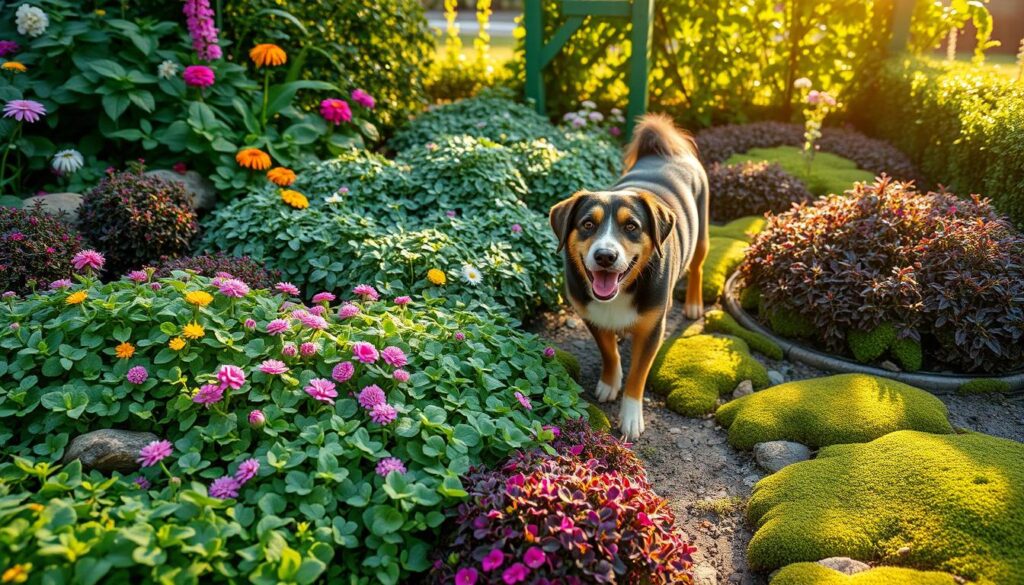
816;557;870;575
62;429;160;473
753;440;811;473
21;192;83;223
145;169;216;212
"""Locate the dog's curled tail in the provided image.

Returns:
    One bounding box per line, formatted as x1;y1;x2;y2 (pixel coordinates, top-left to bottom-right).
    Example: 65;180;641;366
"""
623;113;697;171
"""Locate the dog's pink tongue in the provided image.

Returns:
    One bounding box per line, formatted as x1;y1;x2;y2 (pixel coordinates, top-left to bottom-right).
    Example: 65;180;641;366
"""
592;271;619;298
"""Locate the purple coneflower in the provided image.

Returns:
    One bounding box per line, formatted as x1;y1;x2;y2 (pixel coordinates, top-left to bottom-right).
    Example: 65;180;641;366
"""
138;440;173;467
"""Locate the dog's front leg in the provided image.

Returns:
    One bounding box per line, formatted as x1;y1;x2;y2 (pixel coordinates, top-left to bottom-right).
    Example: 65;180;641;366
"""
586;322;622;402
620;311;666;439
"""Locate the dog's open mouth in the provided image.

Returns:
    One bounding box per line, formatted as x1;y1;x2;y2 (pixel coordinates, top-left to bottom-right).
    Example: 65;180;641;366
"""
584;257;637;301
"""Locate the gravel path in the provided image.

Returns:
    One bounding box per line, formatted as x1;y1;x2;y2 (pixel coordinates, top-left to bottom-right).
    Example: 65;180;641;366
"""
527;304;1024;584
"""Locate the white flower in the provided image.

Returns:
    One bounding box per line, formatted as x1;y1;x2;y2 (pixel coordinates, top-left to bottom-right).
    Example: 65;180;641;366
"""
157;60;179;80
51;149;83;174
15;5;48;38
461;264;483;285
562;111;578;121
571;117;587;128
325;194;344;204
793;77;812;90
610;107;622;116
581;100;597;109
588;111;604;122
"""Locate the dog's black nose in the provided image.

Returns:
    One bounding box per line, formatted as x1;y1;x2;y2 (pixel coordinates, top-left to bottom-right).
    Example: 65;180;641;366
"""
594;248;618;268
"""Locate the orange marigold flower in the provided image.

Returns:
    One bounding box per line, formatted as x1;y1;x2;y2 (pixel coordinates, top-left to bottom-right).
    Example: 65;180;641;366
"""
168;337;186;351
267;167;297;187
2;62;26;73
115;342;135;359
65;290;87;305
280;189;309;209
249;44;287;68
2;563;31;584
236;148;271;170
182;322;205;339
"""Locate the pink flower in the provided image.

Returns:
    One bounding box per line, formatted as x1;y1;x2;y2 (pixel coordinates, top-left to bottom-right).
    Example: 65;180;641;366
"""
502;563;528;584
127;270;148;283
183;0;222;61
358;384;386;409
511;224;522;233
217;278;249;298
193;383;224;407
134;476;150;489
446;210;457;218
49;279;72;290
0;41;19;57
393;369;410;382
482;549;504;572
297;311;328;330
183;65;215;88
2;99;46;123
381;346;407;368
308;305;326;316
300;342;318;356
394;296;411;305
351;89;375;109
455;568;478;585
454;331;465;342
126;366;148;385
209;475;240;500
151;283;162;291
807;90;821;105
352;341;379;363
305;378;338;404
248;409;266;428
352;284;379;300
543;347;556;359
320;98;352;125
138;440;173;467
523;547;545;569
244;318;256;330
609;126;622;137
258;359;288;375
234;458;259;484
312;292;335;304
514;391;533;410
282;343;297;357
275;282;300;296
338;303;360;318
332;361;354;383
72;250;104;272
370;402;397;425
375;457;406;477
266;319;290;335
217;364;246;389
173;162;188;174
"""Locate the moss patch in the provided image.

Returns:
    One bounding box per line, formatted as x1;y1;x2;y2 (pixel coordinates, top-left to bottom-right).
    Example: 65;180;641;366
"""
727;146;876;196
747;431;1024;583
650;334;769;417
586;402;611;432
890;337;923;372
709;216;767;243
739;285;761;311
765;305;816;338
771;564;958;585
716;373;953;449
704;309;783;360
553;348;581;382
958;379;1011;395
847;323;897;363
695;236;749;301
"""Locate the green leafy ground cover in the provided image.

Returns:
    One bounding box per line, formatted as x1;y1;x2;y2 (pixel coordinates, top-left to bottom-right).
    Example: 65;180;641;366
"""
727;146;876;196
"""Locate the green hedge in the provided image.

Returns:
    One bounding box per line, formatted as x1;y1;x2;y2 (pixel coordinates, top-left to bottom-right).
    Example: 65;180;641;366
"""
851;57;1024;226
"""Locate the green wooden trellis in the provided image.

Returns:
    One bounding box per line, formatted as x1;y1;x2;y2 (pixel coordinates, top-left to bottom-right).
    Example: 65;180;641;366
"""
523;0;654;140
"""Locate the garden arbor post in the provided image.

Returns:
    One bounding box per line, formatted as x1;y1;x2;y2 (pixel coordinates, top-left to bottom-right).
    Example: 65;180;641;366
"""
889;0;917;53
524;0;655;140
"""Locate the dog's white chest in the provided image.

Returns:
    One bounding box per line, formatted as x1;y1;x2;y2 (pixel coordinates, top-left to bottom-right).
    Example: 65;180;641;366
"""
579;293;638;331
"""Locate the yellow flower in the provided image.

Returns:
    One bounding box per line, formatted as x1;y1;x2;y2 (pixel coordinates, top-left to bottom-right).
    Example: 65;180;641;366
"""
185;291;213;307
427;268;446;286
182;322;205;340
115;342;135;359
2;62;26;73
26;503;43;513
249;44;287;68
1;564;31;584
267;167;297;187
235;148;271;170
95;9;106;16
168;337;186;351
280;189;309;209
66;290;88;305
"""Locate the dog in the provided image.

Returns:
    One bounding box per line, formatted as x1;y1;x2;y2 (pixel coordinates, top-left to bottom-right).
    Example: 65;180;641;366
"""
549;114;708;439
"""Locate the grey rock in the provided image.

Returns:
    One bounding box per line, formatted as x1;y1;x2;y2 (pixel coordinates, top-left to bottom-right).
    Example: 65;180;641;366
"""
880;360;901;372
145;169;216;212
733;380;754;398
753;441;811;473
816;557;871;575
693;565;718;585
767;370;785;386
669;427;682;434
565;317;581;329
62;429;160;473
21;192;83;223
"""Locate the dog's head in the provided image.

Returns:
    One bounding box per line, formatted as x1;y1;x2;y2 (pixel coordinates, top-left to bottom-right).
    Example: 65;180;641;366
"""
550;190;676;302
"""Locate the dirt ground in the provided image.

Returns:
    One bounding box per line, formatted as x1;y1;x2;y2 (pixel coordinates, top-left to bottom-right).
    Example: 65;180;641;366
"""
526;305;1024;585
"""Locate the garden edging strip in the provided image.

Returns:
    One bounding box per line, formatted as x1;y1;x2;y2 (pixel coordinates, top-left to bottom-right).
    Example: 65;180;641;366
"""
723;273;1024;394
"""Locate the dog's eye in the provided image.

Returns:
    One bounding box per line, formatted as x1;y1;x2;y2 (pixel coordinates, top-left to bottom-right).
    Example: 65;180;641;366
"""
581;220;595;231
624;223;638;232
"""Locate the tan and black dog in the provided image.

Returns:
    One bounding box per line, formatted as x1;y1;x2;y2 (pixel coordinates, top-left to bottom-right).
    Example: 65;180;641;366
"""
549;114;708;439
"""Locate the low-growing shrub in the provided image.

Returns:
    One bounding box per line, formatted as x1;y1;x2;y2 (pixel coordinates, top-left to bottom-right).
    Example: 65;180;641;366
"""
741;178;1024;374
0;261;586;582
78;165;199;274
726;147;875;197
707;160;812;222
0;204;82;294
148;252;281;290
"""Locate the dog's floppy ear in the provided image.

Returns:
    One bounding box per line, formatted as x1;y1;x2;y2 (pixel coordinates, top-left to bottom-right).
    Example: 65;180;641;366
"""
637;191;676;258
549;192;586;253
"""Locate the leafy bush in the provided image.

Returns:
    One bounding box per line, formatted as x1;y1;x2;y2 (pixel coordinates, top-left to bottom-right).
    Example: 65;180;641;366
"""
148;252;281;290
0;268;586;583
851;58;1024;227
741;178;1024;373
78;165;199;274
726;146;876;197
706;160;812;222
0;204;82;294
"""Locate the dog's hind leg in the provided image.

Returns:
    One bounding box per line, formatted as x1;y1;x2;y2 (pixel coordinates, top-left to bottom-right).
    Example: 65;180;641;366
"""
587;323;622;403
685;180;709;320
620;310;666;439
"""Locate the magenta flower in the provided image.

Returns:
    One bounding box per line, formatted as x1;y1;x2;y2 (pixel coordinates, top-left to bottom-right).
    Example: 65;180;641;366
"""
482;549;504;572
514;391;533;410
217;278;249;298
1;291;14;299
352;284;379;300
609;126;622;137
209;475;240;500
511;223;522;233
183;0;222;61
126;366;149;385
305;378;338;404
381;346;407;368
3;99;46;123
49;279;72;290
455;568;478;585
542;424;560;437
309;305;326;316
134;476;150;489
258;359;288;375
266;319;290;335
296;311;328;330
217;364;245;389
138;440;173;467
375;457;406;477
543;347;556;359
446;210;456;218
282;343;298;357
248;409;266;428
275;282;300;296
332;361;354;383
523;547;545;569
126;270;148;283
0;41;19;57
352;341;379;363
234;458;259;484
151;283;162;291
502;563;528;584
351;89;375;109
193;383;224;407
370;402;397;425
72;249;104;272
358;384;386;409
183;65;215;88
393;369;410;383
320;98;352;125
454;331;466;342
338;303;360;318
312;292;335;304
394;296;411;305
244;318;256;330
299;342;318;356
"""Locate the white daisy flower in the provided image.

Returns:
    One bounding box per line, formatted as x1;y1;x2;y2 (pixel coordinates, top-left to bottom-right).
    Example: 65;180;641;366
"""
581;100;597;109
461;264;483;285
157;60;179;80
588;111;604;122
610;107;622;116
324;194;344;204
51;149;83;175
793;77;812;90
15;5;48;38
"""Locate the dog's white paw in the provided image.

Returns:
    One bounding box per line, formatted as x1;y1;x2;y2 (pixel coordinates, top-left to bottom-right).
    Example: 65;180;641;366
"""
619;396;645;440
684;302;704;320
594;363;622;403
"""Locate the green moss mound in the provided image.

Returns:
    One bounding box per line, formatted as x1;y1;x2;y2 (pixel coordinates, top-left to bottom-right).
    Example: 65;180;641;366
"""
716;373;953;450
958;379;1011;395
586;402;612;432
891;337;923;372
739;285;761;311
727;146;876;196
847;323;897;363
704;309;783;360
651;335;769;417
554;348;582;383
747;431;1024;583
709;216;768;243
771;564;958;585
696;236;749;301
766;305;816;338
